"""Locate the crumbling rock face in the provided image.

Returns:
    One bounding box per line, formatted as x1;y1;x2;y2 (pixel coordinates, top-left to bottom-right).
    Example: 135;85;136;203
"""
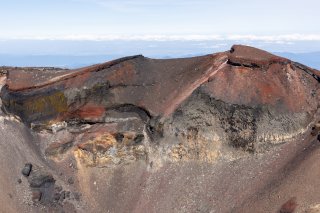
0;68;7;76
1;53;228;123
75;131;147;167
1;45;319;161
162;89;313;154
0;45;319;212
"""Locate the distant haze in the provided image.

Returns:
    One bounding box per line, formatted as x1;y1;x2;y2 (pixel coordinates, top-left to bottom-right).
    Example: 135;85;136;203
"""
0;40;319;70
1;0;319;69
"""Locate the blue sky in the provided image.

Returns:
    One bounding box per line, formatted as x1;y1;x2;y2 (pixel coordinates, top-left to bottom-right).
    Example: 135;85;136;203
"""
1;0;320;67
1;0;320;39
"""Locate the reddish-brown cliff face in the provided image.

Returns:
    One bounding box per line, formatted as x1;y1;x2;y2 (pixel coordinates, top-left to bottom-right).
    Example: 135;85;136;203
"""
1;45;319;151
0;45;319;213
2;45;319;122
204;45;319;113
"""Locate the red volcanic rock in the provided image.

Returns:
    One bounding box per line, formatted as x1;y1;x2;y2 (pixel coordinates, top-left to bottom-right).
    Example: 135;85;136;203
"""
71;104;106;121
228;44;289;67
0;45;319;152
0;46;319;213
2;46;318;122
279;197;298;213
1;53;229;123
200;45;319;113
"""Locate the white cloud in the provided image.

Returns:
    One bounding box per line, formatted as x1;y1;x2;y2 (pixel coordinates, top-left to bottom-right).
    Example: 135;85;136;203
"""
1;34;320;42
225;34;320;41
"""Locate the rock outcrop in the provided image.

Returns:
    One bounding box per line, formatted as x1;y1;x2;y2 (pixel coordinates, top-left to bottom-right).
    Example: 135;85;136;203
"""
0;45;319;212
1;45;319;154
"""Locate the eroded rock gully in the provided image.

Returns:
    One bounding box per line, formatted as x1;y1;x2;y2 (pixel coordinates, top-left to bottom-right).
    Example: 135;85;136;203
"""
0;45;319;212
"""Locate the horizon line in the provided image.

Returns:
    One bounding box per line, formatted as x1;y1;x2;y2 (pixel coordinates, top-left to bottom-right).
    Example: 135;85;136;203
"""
1;34;320;42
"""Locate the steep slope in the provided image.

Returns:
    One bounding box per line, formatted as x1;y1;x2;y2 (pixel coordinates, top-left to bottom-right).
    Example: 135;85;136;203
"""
0;45;319;212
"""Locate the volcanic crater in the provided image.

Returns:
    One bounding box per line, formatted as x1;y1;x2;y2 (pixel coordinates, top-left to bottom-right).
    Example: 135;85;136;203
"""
0;45;319;213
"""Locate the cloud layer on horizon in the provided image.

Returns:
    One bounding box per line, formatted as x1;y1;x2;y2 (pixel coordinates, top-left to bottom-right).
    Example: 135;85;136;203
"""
1;34;320;42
